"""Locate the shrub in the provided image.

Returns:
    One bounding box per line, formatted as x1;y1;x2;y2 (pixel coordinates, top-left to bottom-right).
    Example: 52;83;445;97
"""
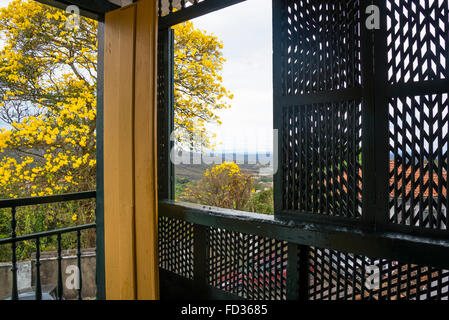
181;162;253;211
246;187;274;215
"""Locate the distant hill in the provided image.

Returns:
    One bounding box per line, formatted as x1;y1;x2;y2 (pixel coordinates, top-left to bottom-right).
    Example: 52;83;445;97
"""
174;152;274;181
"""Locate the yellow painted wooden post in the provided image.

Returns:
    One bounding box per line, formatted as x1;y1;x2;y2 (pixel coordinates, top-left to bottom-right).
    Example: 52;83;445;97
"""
134;0;160;300
103;0;159;300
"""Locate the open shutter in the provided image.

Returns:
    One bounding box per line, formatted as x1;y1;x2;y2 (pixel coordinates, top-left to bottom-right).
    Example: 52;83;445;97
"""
273;0;374;227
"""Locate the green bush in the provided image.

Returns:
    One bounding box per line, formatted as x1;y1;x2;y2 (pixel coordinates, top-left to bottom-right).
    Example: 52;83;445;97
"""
175;177;191;201
178;163;274;215
246;188;274;215
0;199;95;263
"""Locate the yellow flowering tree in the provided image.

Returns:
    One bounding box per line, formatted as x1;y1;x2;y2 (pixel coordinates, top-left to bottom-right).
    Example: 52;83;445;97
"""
0;0;97;199
182;162;254;210
0;1;98;255
0;2;232;256
174;21;233;150
0;1;231;199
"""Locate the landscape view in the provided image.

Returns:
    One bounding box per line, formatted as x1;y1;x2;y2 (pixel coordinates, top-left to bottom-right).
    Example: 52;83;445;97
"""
175;153;274;215
0;0;273;264
170;0;274;215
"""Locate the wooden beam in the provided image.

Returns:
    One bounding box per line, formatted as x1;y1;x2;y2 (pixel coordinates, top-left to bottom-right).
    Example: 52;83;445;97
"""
134;0;160;300
104;0;159;300
104;4;137;300
159;200;449;270
35;0;119;20
159;0;248;29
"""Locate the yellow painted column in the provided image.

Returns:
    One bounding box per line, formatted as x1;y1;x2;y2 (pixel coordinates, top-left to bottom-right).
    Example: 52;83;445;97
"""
103;0;159;300
134;0;160;300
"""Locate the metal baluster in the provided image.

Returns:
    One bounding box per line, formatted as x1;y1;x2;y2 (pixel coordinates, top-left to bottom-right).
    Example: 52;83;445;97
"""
77;230;83;300
10;206;18;300
181;0;185;9
158;0;162;17
168;0;173;13
35;237;42;300
57;234;63;300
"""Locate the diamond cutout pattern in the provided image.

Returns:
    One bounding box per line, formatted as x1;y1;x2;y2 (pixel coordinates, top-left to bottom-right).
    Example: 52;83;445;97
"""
386;0;449;83
282;101;363;218
281;0;362;95
159;216;194;279
307;246;449;300
207;228;288;300
389;94;449;230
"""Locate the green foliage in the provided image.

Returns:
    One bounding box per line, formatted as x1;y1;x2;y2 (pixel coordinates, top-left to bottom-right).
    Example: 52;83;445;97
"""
246;188;274;215
179;163;274;215
0;199;95;262
259;176;273;183
175;176;191;201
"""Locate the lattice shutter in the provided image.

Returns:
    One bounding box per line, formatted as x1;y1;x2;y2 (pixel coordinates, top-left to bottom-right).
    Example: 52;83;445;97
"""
383;0;449;233
157;29;175;200
274;0;449;234
273;0;371;223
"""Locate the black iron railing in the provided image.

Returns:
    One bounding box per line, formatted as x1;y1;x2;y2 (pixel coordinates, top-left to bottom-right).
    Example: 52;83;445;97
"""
0;191;96;300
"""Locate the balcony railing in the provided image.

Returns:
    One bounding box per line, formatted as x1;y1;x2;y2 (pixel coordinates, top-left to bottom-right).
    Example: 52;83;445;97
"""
0;191;96;300
2;190;447;300
158;200;449;300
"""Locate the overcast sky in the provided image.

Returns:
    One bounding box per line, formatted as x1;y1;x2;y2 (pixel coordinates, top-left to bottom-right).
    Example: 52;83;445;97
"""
0;0;273;153
191;0;273;153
